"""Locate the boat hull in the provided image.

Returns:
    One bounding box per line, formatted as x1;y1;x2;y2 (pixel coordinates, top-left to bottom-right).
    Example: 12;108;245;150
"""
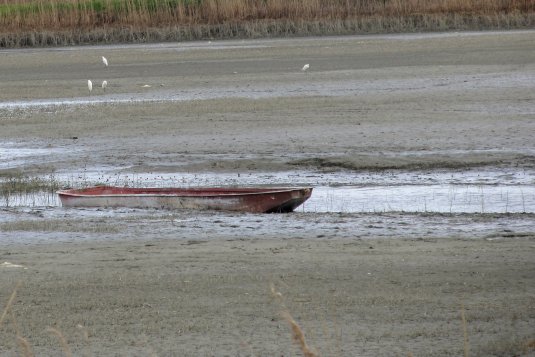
57;186;312;213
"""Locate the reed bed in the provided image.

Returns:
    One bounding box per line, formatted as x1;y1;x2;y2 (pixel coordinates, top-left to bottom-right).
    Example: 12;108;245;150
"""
0;173;61;208
1;0;534;47
0;174;60;196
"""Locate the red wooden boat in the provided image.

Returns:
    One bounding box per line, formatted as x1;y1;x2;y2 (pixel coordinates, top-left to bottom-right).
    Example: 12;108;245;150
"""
57;186;312;213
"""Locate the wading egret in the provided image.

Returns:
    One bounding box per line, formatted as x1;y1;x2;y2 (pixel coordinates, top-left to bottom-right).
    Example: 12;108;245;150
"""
102;56;108;67
87;80;93;94
102;80;108;92
302;64;310;72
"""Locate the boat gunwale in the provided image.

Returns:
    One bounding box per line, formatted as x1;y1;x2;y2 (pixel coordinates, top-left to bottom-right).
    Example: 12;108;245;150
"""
57;187;312;198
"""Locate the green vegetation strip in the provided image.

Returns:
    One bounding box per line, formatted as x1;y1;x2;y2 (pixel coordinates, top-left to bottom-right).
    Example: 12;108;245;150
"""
0;174;61;196
0;0;197;17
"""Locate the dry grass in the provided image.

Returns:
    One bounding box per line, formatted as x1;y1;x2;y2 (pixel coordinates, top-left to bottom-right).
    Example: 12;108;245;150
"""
46;327;73;357
0;282;20;330
461;303;470;357
16;335;34;357
1;285;71;357
269;282;534;357
271;282;319;357
281;311;319;357
0;282;35;357
1;0;534;47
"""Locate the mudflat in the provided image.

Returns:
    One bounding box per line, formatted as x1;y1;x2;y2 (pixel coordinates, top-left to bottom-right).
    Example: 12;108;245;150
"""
1;31;535;173
1;31;535;356
1;236;533;356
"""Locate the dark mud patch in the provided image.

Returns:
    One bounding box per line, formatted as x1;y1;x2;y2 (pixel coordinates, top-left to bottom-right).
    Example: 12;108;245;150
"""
1;208;535;244
289;152;535;171
127;151;535;175
0;218;119;233
130;158;292;173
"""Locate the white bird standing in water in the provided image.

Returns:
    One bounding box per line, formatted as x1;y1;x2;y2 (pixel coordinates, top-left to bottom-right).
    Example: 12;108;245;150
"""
102;80;108;92
102;56;108;67
87;79;93;94
301;63;310;72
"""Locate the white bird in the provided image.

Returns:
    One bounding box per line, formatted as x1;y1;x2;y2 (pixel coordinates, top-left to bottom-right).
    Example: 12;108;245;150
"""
87;79;93;94
302;63;310;72
102;56;108;67
101;80;108;92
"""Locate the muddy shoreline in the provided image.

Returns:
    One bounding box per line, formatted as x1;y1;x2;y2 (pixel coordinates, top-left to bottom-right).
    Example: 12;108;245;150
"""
1;31;535;356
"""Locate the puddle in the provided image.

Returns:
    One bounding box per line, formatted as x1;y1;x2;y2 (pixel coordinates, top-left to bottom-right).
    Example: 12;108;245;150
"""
0;142;69;169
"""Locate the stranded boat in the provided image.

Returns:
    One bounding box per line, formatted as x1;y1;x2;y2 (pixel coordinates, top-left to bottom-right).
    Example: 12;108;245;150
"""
57;186;313;213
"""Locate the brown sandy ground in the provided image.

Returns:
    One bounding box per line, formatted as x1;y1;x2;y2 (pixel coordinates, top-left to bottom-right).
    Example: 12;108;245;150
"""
1;235;534;356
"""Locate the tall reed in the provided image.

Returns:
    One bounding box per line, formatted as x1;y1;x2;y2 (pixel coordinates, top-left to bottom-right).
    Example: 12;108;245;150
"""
1;0;534;47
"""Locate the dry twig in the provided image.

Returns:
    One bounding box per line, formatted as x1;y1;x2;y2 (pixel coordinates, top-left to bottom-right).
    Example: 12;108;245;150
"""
0;282;21;329
281;310;318;357
46;327;72;357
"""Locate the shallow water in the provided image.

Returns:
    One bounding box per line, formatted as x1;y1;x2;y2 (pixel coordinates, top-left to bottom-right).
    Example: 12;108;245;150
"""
0;142;70;169
2;145;534;213
306;184;534;213
2;171;534;214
